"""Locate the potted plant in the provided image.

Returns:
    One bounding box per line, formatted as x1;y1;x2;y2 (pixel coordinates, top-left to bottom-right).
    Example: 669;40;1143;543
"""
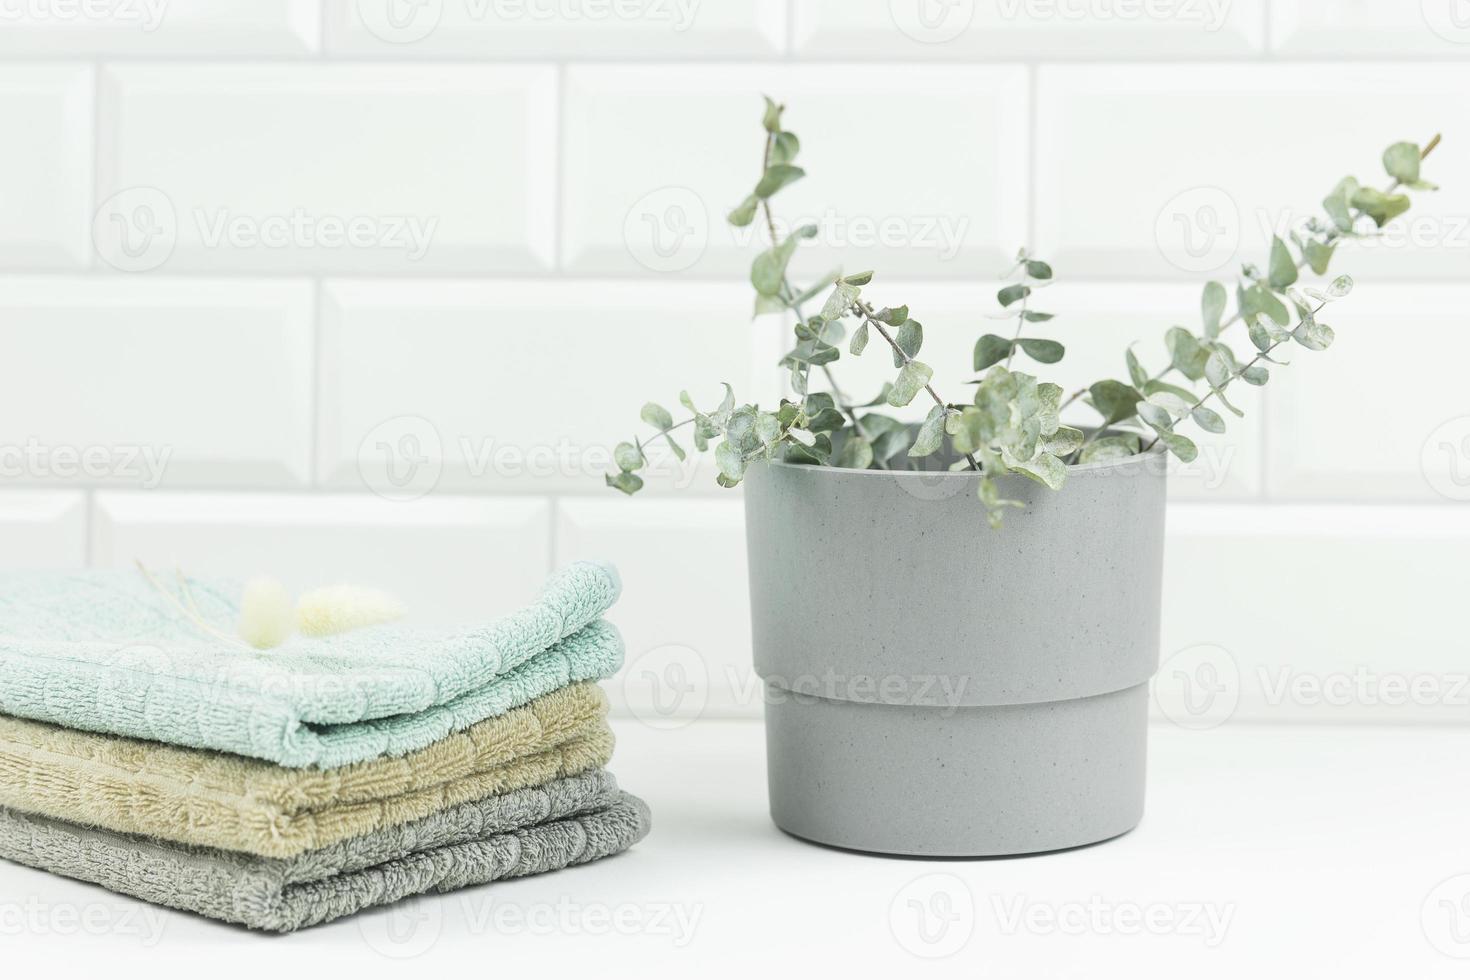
608;98;1441;857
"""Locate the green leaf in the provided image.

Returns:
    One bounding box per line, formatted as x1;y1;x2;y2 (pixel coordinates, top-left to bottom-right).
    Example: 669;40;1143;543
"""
849;321;870;356
1201;281;1227;339
640;402;674;430
872;305;908;325
761;95;782;133
1303;239;1336;276
997;284;1031;307
1240;284;1290;327
835;435;873;470
1323;177;1359;233
1126;345;1149;388
1157;431;1198;463
1079;433;1141;464
819;280;860;320
613;442;644;472
1044;425;1084;457
1383;141;1420;184
1021;310;1054;322
1143;379;1197;403
1350;186;1411;228
1325;274;1353;299
1088;380;1143;426
1147;390;1194;417
770;130;799;166
1006;451;1066;491
750;231;805;296
908;406;948;458
754;164;804;200
605;471;644;495
1248;320;1273;353
782;432;831;465
973;333;1014;372
1268;236;1299;290
842;271;874;286
715;440;745;482
1024;259;1053;280
887;361;933;407
1191;405;1226;434
1240;364;1269;386
1204;350;1232;389
893;320;924;367
1137;401;1174;431
1017;338;1065;364
1293;319;1335;351
727;194;759;228
1166;326;1210;381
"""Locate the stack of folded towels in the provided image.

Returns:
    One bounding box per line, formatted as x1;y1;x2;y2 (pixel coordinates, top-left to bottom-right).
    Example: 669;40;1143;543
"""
0;560;648;932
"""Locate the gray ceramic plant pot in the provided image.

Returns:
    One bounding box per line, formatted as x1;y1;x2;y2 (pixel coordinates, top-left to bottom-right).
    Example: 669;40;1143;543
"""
742;447;1167;857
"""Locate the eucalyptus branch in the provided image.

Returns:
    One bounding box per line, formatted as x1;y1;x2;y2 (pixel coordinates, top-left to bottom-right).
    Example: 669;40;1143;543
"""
1060;133;1442;413
608;95;1443;529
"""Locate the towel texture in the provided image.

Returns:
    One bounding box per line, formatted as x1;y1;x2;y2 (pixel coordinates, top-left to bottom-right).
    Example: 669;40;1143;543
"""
0;682;614;858
0;774;651;933
0;561;622;767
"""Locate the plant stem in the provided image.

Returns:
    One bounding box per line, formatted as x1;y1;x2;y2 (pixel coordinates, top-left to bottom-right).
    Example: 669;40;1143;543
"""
1002;276;1030;371
851;298;980;471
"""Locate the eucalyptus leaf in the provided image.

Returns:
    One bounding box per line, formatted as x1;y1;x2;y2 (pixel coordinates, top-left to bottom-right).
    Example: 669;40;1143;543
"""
714;440;745;482
835;435;874;470
1304;239;1336;275
893;320;924;368
1018;338;1065;364
770;130;800;166
640;402;674;430
613;441;644;472
1240;364;1269;386
819;280;860;320
1079;433;1142;464
873;305;909;325
761;95;782;133
1157;431;1198;463
1201;281;1227;338
1204;350;1233;389
754;164;804;199
1126;345;1149;388
974;333;1014;372
1088;380;1143;426
849;321;870;355
605;471;644;495
1166;326;1210;381
997;284;1031;307
887;361;933;407
1383;141;1421;184
1268;236;1299;290
1006;451;1066;490
727;194;759;228
1191;405;1226;434
1137;401;1174;431
908;406;948;458
1024;259;1053;280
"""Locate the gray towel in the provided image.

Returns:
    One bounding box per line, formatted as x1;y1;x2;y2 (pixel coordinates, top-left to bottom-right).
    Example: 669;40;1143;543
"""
0;770;650;933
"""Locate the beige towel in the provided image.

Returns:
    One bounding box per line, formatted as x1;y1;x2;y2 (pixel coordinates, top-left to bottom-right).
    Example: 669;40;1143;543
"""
0;682;612;859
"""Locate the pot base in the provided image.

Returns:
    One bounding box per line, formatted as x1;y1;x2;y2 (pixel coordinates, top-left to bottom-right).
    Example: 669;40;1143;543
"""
764;683;1148;858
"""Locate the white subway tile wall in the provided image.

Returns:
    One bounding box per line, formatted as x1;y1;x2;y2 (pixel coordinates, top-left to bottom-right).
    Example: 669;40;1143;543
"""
0;1;1464;728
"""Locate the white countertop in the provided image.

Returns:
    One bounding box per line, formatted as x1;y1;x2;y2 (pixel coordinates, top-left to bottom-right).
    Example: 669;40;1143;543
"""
4;719;1468;978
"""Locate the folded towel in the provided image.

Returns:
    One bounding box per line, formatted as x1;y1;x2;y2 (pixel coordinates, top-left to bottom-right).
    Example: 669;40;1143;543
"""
0;682;615;858
0;561;622;767
0;772;651;933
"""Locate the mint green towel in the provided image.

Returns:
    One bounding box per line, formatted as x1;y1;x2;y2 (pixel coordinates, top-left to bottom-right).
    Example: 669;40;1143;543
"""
0;561;622;768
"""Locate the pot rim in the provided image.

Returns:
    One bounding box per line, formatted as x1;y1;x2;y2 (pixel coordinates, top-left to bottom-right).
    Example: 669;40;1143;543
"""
764;442;1167;480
